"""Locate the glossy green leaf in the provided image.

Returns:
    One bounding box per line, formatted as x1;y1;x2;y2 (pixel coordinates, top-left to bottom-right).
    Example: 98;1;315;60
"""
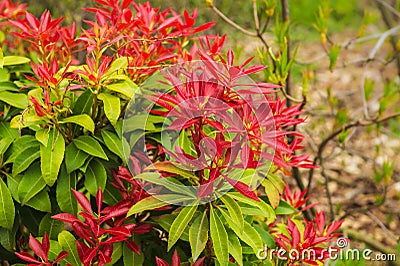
40;129;65;186
135;172;195;197
5;135;39;164
18;162;46;205
12;147;40;175
84;159;107;196
106;56;128;75
261;179;280;209
58;231;81;266
98;92;120;126
152;161;199;181
72;135;108;160
220;194;244;232
0;227;16;251
189;211;209;262
0;81;18;92
275;200;297;215
228;231;243;266
60;114;95;133
110;242;123;264
38;214;64;240
229;192;276;222
210;206;229;266
0;122;19;139
0;137;13;156
65;143;89;174
101;130;129;164
123;240;144;266
0;91;28;109
220;209;263;254
152;213;190;242
106;79;138;99
72;89;93;115
35;128;49;146
25;189;51;212
127;194;184;216
0;178;15;229
3;56;30;66
57;165;77;215
168;204;198;251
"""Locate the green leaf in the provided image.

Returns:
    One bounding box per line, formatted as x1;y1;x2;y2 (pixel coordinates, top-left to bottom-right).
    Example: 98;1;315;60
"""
72;89;93;115
101;130;129;164
84;159;107;196
261;179;280;209
0;122;19;139
275;200;297;215
0;81;18;92
228;231;243;266
98;92;120;126
0;227;16;251
229;192;276;222
60;114;95;133
106;80;138;99
40;129;65;186
220;209;263;255
65;143;89;174
57;165;77;215
25;189;51;212
35;128;49;146
135;172;196;197
254;225;275;248
168;204;198;251
0;47;3;69
123;240;144;266
5;135;39;164
58;231;81;266
0;178;15;229
0;137;13;157
110;242;123;265
39;214;64;240
127;194;185;216
12;147;40;175
106;56;128;75
152;213;190;242
210;206;229;266
189;211;209;262
18;162;46;205
220;194;244;232
2;56;30;66
267;173;286;194
151;161;199;181
0;91;28;109
72;135;108;160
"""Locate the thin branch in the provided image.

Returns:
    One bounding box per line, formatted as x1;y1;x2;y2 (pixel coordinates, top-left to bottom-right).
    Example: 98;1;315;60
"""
252;0;260;31
210;5;257;37
375;0;400;18
307;112;400;194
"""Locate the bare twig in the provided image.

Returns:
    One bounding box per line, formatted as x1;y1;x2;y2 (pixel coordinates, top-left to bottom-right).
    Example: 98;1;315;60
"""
375;0;400;18
209;5;257;37
307;112;400;197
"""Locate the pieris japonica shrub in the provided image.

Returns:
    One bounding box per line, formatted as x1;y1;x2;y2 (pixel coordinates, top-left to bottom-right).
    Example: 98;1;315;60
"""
0;0;343;265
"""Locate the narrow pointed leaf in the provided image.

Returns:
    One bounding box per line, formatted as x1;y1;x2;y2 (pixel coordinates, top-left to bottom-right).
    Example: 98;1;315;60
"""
40;129;65;186
58;231;80;266
168;204;198;251
210;207;228;266
220;194;244;232
72;136;108;160
98;93;120;126
189;211;209;262
60;114;95;133
0;178;15;229
84;159;107;196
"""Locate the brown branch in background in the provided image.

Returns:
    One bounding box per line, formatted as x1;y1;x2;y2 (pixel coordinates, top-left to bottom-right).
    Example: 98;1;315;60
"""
375;0;400;77
281;0;292;107
307;112;400;219
208;5;257;37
